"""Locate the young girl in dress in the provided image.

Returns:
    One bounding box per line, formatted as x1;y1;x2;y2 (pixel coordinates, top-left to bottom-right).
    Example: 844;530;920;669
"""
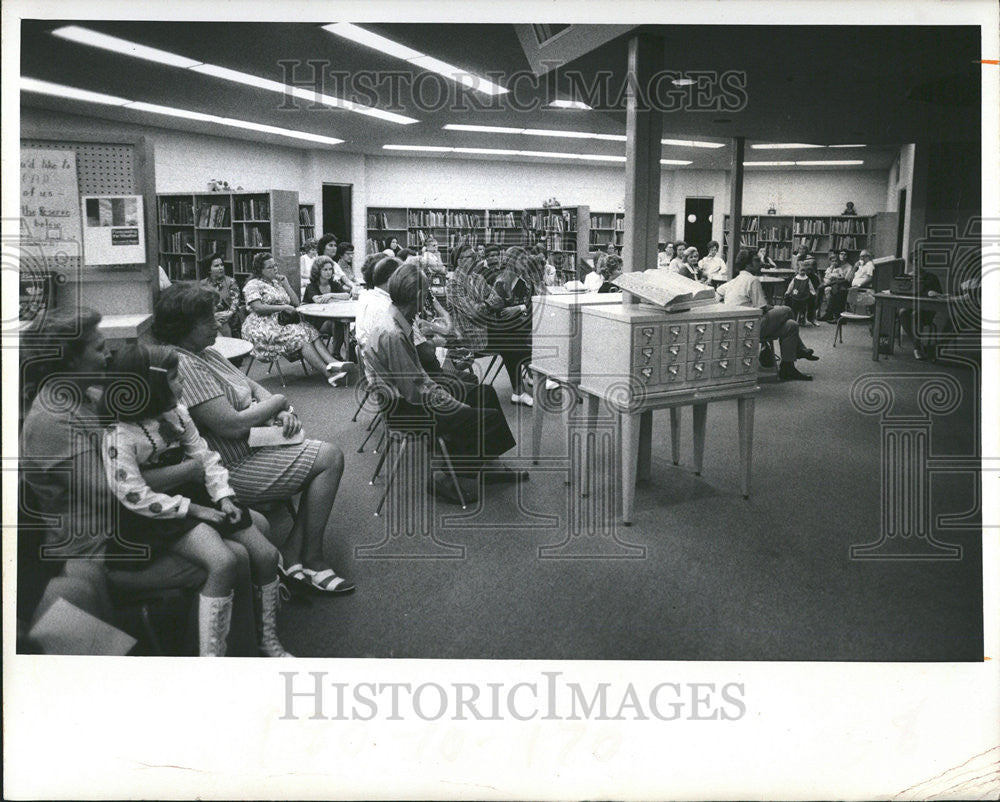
101;343;291;657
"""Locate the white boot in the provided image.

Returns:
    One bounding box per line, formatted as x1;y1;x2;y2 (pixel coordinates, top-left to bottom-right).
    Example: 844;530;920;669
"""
255;579;293;657
198;591;233;657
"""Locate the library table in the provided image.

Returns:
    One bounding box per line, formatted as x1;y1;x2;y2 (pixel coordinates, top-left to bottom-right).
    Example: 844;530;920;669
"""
213;336;252;362
578;302;761;525
299;300;360;357
871;292;954;361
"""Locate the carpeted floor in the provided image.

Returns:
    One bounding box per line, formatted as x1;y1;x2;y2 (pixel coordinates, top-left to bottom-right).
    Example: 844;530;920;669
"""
249;321;983;661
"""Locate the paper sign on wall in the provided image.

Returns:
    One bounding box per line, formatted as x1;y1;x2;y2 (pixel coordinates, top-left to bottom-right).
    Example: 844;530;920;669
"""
20;148;83;260
81;195;146;265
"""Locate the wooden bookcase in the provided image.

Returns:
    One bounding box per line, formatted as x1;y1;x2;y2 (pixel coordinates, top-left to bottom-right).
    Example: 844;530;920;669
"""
723;213;876;270
589;211;625;254
298;203;316;248
156;189;300;286
364;204;591;278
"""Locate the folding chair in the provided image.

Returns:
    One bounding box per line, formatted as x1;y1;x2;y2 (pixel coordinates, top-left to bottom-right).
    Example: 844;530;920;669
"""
243;349;310;387
833;287;875;347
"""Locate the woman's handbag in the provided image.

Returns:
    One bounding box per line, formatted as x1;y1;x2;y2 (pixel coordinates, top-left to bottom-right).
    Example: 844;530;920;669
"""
277;309;300;325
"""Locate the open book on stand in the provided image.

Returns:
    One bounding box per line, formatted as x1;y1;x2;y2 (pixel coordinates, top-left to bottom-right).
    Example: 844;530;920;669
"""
612;269;718;312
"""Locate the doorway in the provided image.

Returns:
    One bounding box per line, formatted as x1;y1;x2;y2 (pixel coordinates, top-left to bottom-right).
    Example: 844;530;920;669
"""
683;198;714;256
322;183;352;243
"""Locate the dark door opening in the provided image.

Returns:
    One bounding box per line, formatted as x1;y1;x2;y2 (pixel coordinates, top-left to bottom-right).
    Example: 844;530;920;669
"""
896;189;906;260
683;198;714;256
322;183;352;243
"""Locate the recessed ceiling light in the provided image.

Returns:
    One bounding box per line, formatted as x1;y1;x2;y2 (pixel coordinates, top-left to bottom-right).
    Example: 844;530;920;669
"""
796;160;864;166
323;23;508;96
22;78;344;145
51;25;417;124
661;139;725;149
546;99;593;110
751;143;824;149
21;76;130;106
51;25;203;69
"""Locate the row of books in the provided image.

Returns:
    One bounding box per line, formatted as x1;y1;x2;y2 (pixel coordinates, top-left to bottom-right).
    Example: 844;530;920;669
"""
489;212;520;228
448;232;483;249
447;212;483;228
770;244;793;261
367;211;403;230
159;200;194;225
794;219;828;234
201;239;229;259
162;257;197;281
831;219;868;234
794;235;826;251
545;234;576;251
831;236;861;250
235;250;270;271
234;197;270;220
740;218;759;232
234;225;270;248
759;224;792;241
487;231;526;246
299;207;314;227
590;232;622;247
163;231;195;253
408;211;447;227
589;215;625;230
198;204;231;228
524;212;576;231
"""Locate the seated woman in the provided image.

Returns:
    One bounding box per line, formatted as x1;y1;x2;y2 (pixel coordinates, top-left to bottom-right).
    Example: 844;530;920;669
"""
597;254;624;293
241;252;352;386
152;284;355;595
18;307;261;655
198;253;243;337
302;255;351;360
486;246;538;407
672;246;702;281
756;245;778;271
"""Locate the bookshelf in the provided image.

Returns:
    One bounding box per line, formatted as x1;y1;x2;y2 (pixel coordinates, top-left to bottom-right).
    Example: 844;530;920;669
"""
723;213;875;269
156;189;300;286
364;205;592;277
588;211;625;254
298;204;315;247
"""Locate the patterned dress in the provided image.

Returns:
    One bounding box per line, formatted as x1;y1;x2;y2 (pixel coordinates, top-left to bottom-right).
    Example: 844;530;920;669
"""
241;278;319;361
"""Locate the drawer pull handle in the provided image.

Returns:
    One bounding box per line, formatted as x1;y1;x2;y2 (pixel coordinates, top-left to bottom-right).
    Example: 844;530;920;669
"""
694;363;704;374
743;358;753;368
694;343;706;354
669;345;680;356
719;360;729;370
640;327;655;342
720;323;731;333
641;347;654;362
668;365;679;375
669;326;681;338
719;341;730;353
744;321;755;331
640;367;653;380
695;324;706;335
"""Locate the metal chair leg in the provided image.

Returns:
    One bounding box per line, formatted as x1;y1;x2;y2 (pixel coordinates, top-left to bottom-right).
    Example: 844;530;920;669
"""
273;359;287;387
139;603;165;656
435;437;468;510
244;356;255;375
357;414;382;453
351;386;372;422
375;435;408;517
369;439;390;484
374;426;386;454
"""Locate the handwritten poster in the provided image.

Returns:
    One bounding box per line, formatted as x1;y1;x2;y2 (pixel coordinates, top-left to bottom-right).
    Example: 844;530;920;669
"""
20;148;83;261
81;195;146;265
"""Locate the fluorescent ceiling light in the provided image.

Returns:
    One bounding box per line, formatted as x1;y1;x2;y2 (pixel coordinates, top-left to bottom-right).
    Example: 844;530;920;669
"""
828;144;867;148
23;79;343;145
671;78;696;86
796;160;864;166
51;25;416;124
546;99;593;110
21;76;130;106
744;161;796;166
51;25;202;69
444;124;525;134
324;23;508;96
383;145;628;163
660;159;694;166
529;129;599;139
751;143;824;149
661;139;725;149
320;22;422;60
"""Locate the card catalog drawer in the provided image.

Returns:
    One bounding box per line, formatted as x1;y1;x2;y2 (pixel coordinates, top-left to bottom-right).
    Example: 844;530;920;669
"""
687;339;711;361
660;361;686;384
711;358;737;380
738;355;757;375
714;338;734;359
739;337;758;356
739;317;760;339
633;344;659;369
661;322;687;345
633;325;660;348
714;319;736;340
634;364;659;387
688;321;712;344
661;343;684;365
688;360;711;383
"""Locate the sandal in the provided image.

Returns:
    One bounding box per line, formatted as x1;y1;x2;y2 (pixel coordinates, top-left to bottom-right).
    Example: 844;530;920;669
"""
277;555;309;584
302;568;356;594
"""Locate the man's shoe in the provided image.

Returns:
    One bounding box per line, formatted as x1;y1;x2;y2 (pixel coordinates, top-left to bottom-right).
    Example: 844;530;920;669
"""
797;346;820;361
778;363;813;381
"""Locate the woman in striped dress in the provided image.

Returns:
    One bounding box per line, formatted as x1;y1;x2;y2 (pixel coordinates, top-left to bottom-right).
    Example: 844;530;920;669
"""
152;284;355;595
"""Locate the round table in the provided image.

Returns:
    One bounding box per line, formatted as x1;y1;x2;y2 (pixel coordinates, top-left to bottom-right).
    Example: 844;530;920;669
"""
213;336;252;361
298;301;360;360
